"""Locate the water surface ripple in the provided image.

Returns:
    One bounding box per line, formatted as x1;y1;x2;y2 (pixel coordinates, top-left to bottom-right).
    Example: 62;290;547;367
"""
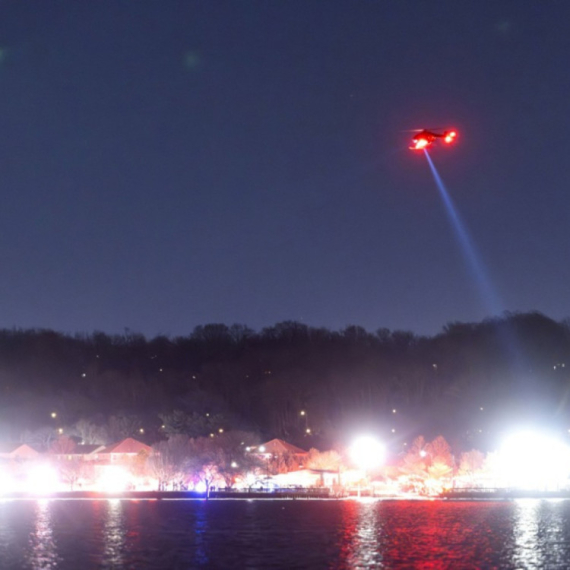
0;498;569;569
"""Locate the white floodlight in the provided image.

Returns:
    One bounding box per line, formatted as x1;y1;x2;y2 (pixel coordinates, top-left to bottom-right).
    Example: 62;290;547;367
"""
497;430;570;490
350;435;385;470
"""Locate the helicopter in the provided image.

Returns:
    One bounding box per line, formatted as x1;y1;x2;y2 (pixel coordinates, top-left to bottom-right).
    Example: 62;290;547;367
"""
409;128;457;150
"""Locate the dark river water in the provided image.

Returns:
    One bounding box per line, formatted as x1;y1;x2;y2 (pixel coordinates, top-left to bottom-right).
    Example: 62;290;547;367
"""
0;498;569;569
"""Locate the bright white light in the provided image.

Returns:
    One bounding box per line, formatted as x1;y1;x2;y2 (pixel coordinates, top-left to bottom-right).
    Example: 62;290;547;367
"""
350;436;385;470
27;465;59;495
0;469;15;495
195;481;207;493
497;431;570;489
99;466;130;493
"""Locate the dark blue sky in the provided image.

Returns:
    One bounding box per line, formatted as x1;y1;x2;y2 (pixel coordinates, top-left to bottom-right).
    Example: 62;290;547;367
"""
0;0;568;337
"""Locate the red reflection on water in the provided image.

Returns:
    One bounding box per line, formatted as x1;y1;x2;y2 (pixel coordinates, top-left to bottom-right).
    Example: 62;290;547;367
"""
336;500;519;568
338;500;360;565
380;501;510;568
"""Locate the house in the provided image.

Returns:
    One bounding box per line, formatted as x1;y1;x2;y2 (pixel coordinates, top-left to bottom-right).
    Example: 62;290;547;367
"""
250;438;308;472
254;438;308;458
50;444;105;462
90;437;152;463
0;443;39;460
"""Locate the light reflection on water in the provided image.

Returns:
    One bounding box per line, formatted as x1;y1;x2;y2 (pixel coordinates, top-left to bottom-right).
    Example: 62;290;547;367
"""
103;499;125;568
339;498;384;568
192;500;210;566
2;499;570;568
25;499;60;570
513;499;567;569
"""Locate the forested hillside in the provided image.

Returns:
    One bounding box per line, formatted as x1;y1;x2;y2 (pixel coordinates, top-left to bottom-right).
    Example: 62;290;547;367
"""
0;312;568;451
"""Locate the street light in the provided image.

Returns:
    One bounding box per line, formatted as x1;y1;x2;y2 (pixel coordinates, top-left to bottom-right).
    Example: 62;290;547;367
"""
300;410;309;433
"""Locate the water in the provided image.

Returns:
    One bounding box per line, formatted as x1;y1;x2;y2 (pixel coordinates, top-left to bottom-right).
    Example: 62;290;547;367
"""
1;498;570;569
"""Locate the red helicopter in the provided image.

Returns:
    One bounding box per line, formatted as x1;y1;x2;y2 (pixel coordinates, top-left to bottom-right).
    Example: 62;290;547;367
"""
409;128;457;150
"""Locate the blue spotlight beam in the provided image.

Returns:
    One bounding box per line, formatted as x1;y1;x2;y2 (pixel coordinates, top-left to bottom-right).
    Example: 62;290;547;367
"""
424;150;503;315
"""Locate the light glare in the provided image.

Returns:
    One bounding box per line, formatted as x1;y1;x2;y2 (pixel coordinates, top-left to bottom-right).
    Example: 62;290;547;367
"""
350;436;385;470
99;466;130;493
497;431;570;490
27;465;59;495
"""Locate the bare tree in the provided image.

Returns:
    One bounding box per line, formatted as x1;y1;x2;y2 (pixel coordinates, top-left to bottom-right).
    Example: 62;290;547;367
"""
458;449;485;479
306;449;342;471
188;437;222;496
57;458;92;491
106;415;143;441
20;427;57;452
50;435;77;455
148;435;192;490
207;431;261;488
69;420;108;445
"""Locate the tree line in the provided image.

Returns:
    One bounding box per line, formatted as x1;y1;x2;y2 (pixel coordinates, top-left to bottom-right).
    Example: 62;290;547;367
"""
0;311;568;451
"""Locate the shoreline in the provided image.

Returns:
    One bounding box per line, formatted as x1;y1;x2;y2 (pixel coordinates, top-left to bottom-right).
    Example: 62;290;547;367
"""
2;489;570;501
440;488;570;500
0;489;334;500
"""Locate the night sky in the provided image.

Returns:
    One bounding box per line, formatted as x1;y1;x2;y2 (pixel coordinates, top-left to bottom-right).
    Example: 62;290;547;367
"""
0;1;568;337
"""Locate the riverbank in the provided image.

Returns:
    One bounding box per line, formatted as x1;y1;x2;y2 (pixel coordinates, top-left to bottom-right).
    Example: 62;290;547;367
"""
0;488;333;500
3;488;569;501
440;488;570;500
